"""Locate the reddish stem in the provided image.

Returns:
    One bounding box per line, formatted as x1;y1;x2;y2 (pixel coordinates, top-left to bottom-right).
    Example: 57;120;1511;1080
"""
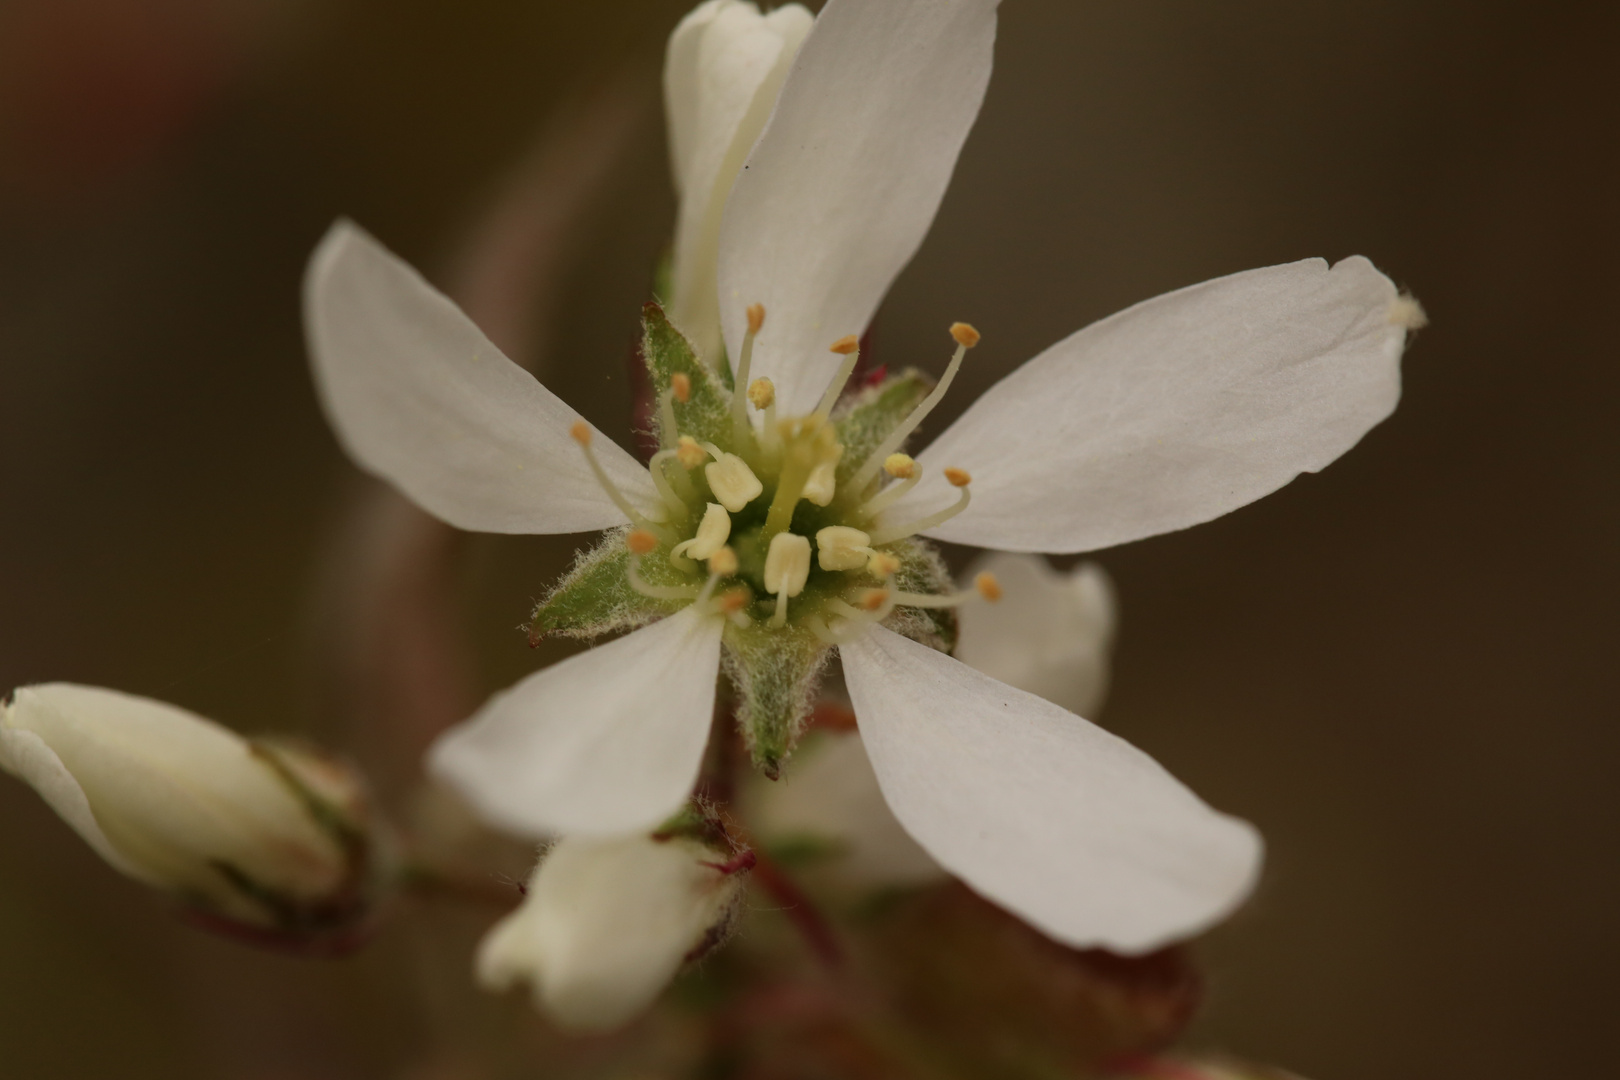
749;850;843;971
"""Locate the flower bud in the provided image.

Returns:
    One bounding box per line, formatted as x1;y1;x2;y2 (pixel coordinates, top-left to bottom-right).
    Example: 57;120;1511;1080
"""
0;683;383;946
476;831;749;1031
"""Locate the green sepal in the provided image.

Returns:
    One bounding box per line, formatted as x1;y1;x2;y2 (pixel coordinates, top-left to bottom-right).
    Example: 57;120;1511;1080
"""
641;303;735;450
721;622;831;779
881;538;959;654
832;367;934;490
529;527;687;640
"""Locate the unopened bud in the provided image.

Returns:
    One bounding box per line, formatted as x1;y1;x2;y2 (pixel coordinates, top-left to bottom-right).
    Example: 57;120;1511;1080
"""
475;832;748;1031
670;372;692;403
0;684;382;944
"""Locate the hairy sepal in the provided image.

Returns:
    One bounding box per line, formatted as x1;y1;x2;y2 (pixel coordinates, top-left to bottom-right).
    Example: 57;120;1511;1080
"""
721;623;831;780
882;538;958;653
528;527;686;640
642;303;733;448
832;368;934;489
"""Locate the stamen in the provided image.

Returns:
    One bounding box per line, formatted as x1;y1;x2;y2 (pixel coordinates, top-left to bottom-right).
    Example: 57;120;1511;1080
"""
747;378;774;410
707;546;739;577
671;373;691;403
974;571;1003;602
627;557;700;601
702;445;764;512
857;457;922;518
669;502;732;565
573;422;674;542
865;468;972;546
645;450;693;517
658;390;679;450
625;529;659;555
764;532;811;628
847;323;980;492
813;335;862;420
867;550;901;577
676;435;708;470
815;526;873;572
801;458;840;507
731;303;764;446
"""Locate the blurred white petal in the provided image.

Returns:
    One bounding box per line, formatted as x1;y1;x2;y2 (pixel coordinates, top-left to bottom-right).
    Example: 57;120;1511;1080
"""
745;728;943;891
665;1;813;364
429;609;723;838
478;833;744;1031
717;0;1000;414
304;220;656;535
843;626;1263;953
956;552;1117;717
903;257;1406;553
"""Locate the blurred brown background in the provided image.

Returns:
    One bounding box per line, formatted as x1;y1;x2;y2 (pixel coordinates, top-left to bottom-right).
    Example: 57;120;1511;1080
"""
2;0;1616;1077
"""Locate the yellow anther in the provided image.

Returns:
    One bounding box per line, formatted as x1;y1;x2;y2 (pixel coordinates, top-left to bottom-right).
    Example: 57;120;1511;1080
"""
569;419;592;446
884;453;916;479
949;322;981;348
625;529;659;555
764;532;812;598
748;378;775;410
974;571;1003;602
829;334;860;355
856;588;890;613
676;435;707;470
705;450;764;512
670;372;691;403
867;551;901;577
944;467;972;488
708;545;739;577
746;303;766;334
816;526;872;572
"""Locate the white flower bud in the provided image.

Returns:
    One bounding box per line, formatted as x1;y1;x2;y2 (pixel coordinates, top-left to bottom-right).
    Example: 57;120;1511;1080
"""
664;1;814;362
0;684;379;940
476;833;748;1031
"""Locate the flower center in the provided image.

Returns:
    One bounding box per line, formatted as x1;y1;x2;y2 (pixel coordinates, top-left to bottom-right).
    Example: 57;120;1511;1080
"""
572;309;996;642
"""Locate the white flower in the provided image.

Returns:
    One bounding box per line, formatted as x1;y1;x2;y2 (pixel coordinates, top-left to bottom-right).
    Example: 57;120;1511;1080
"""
664;0;814;365
749;553;1117;892
476;833;748;1031
303;0;1421;953
0;684;374;934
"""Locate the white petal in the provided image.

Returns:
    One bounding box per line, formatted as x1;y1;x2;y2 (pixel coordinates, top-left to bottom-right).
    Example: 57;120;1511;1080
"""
907;257;1408;553
842;626;1262;953
716;0;1000;414
428;609;723;838
956;553;1117;717
477;834;743;1031
665;2;813;365
0;717;144;881
304;221;656;534
663;0;731;195
745;729;943;891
